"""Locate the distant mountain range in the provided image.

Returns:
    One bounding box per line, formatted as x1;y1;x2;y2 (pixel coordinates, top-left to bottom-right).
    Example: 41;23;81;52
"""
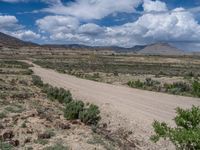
43;44;147;53
0;31;186;55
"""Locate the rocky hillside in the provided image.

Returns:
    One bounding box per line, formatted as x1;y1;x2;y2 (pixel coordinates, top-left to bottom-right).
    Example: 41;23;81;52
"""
0;32;37;48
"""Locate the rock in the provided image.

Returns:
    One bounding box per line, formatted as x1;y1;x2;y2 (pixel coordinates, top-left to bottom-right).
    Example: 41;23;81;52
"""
24;137;31;144
0;123;4;129
12;114;20;124
38;133;51;139
59;123;71;130
21;110;38;119
102;123;107;128
71;120;81;125
2;118;11;123
2;130;14;140
9;139;20;147
26;128;34;134
46;115;53;122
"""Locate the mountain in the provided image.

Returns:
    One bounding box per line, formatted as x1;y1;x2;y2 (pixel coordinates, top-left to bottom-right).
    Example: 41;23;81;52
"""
0;31;185;55
94;45;146;53
0;32;38;48
43;44;146;53
138;43;184;55
42;43;183;55
42;44;93;50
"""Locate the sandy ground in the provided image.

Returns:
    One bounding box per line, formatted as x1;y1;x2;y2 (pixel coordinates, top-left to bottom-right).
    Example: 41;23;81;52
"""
27;61;200;149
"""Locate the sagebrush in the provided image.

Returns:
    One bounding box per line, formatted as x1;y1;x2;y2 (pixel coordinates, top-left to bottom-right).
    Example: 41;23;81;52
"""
151;106;200;149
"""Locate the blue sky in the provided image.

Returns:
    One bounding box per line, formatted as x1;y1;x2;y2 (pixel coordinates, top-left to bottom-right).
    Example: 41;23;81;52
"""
0;0;200;51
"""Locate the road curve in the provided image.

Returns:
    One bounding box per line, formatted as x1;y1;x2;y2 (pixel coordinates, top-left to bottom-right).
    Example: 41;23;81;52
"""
28;61;200;148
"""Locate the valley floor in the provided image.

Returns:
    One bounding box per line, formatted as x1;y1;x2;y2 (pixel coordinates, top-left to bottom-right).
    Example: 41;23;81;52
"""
28;61;200;149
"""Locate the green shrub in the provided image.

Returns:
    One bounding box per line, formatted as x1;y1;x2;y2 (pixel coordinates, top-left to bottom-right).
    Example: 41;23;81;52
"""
56;69;66;74
127;80;144;88
144;78;160;87
151;106;200;149
128;78;160;91
165;82;191;93
64;101;84;120
79;104;101;125
42;84;72;104
162;82;192;95
192;80;200;97
5;105;25;113
0;112;6;119
24;69;33;75
0;141;13;150
32;77;100;126
34;139;49;145
57;88;72;103
32;75;43;87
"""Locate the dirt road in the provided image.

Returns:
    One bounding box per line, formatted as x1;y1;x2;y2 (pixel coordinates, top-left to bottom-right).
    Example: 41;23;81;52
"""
29;62;200;148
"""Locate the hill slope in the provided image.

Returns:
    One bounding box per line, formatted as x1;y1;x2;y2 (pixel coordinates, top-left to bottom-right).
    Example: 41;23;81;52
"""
0;32;37;48
138;43;184;55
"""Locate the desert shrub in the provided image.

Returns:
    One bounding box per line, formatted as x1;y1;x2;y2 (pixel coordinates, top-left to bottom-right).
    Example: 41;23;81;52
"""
19;80;28;86
32;76;100;126
0;112;6;119
25;69;33;75
56;68;66;74
186;72;194;78
79;104;101;125
128;78;160;91
34;139;49;145
0;60;32;69
4;105;25;113
38;129;55;139
164;82;191;95
0;141;13;150
64;101;100;125
145;78;153;86
43;84;72;104
0;93;7;99
64;101;84;120
144;78;160;86
57;88;72;103
93;73;100;78
151;106;200;149
113;71;119;76
85;74;100;81
32;75;43;87
192;80;200;97
21;121;27;128
10;92;32;100
127;80;144;89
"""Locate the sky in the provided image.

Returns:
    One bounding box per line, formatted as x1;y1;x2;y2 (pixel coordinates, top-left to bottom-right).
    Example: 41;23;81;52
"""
0;0;200;51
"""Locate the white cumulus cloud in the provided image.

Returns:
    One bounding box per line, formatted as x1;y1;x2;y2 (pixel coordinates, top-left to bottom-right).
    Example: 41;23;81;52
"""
143;0;168;12
78;23;105;35
11;30;40;41
35;0;200;51
0;15;40;41
0;15;21;30
42;0;142;20
36;15;79;34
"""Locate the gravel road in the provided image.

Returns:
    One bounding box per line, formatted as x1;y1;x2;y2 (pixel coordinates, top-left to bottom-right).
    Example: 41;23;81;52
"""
29;61;200;149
